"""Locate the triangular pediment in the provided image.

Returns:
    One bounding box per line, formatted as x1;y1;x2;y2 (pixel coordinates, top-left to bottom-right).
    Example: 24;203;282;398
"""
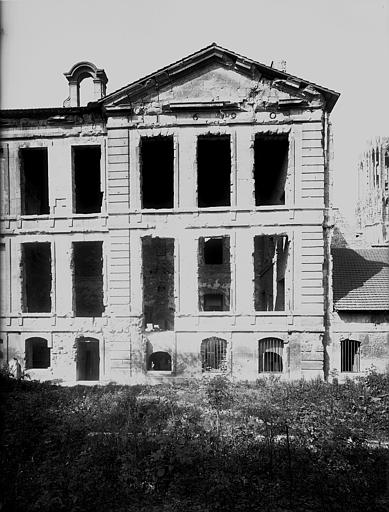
101;43;339;112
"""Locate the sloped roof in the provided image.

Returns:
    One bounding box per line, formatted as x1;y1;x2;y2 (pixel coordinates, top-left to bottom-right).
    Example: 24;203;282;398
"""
100;43;340;112
332;248;389;310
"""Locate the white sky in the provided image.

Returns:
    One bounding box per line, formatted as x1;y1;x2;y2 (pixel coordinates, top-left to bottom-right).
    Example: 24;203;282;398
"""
1;0;388;221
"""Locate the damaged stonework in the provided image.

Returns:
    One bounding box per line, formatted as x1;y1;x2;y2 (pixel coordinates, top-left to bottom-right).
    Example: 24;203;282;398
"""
0;44;351;384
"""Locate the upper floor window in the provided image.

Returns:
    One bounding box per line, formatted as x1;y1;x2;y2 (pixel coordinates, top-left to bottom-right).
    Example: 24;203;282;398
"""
254;235;288;311
20;148;49;215
22;242;52;313
254;134;289;206
72;146;102;213
72;241;104;317
198;236;230;311
197;135;231;207
140;136;174;209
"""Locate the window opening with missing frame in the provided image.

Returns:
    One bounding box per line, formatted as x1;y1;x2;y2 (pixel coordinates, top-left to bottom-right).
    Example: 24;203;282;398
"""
197;135;231;207
20;148;49;215
73;146;102;214
140;136;174;209
22;242;52;313
254;134;289;206
198;237;230;312
254;235;288;311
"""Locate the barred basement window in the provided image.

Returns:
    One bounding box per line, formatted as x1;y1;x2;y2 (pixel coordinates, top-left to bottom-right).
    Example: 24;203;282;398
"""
341;339;361;372
25;337;50;369
148;351;172;371
201;337;227;372
258;338;284;373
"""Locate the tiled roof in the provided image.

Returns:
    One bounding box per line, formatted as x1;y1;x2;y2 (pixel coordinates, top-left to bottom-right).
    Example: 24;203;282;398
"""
332;248;389;310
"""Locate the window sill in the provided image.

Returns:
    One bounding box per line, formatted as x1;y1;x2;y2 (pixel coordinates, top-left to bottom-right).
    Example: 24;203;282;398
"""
21;313;53;317
147;371;173;375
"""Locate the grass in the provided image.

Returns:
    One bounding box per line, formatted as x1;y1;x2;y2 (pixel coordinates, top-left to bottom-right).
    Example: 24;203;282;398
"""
1;370;388;512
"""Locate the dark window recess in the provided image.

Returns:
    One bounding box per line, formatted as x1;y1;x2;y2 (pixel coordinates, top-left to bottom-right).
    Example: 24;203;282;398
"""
254;235;288;311
20;148;49;215
142;237;174;330
258;338;284;373
73;241;104;317
22;243;51;313
197;135;231;207
73;146;102;213
341;339;360;372
25;337;50;369
148;351;172;371
198;236;230;311
254;135;289;206
140;136;174;209
76;337;99;380
203;238;223;264
201;337;227;372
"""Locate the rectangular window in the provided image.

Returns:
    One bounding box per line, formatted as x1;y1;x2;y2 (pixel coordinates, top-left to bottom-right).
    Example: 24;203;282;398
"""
197;135;231;207
142;237;175;330
254;235;288;311
73;146;102;213
20;148;49;215
254;134;289;206
73;241;104;317
140;136;174;209
198;236;230;311
22;243;51;312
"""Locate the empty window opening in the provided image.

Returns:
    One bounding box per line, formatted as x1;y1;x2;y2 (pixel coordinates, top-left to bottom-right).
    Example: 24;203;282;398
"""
148;351;172;371
254;235;288;311
198;236;230;311
254;134;289;206
73;146;102;213
201;337;227;372
25;337;50;369
20;148;49;215
341;339;361;372
140;136;174;209
197;135;231;207
142;237;175;330
22;243;51;313
203;238;224;264
76;337;99;380
258;338;284;373
73;241;104;317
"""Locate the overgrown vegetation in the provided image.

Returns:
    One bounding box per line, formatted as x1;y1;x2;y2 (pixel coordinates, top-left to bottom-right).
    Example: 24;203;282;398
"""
1;370;388;512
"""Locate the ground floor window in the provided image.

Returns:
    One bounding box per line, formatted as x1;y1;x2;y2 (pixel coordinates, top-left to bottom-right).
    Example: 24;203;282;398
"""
258;337;284;373
25;337;50;369
76;337;100;380
148;351;172;371
341;339;360;372
201;337;227;372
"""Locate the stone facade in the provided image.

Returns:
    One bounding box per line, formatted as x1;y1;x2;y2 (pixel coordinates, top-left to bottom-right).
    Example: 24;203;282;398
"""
0;44;362;384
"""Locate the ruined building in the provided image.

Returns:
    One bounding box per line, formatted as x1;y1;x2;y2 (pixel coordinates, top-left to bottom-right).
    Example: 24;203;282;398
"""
356;137;389;245
4;43;381;384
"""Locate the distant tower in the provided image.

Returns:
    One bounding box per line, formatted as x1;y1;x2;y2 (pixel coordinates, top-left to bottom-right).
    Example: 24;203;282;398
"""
63;62;108;107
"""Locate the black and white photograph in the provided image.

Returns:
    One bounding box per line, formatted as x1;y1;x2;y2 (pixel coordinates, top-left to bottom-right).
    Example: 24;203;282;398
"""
0;0;388;510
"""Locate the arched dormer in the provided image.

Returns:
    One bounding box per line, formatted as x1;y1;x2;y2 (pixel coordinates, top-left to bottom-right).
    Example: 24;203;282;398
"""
64;61;108;107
